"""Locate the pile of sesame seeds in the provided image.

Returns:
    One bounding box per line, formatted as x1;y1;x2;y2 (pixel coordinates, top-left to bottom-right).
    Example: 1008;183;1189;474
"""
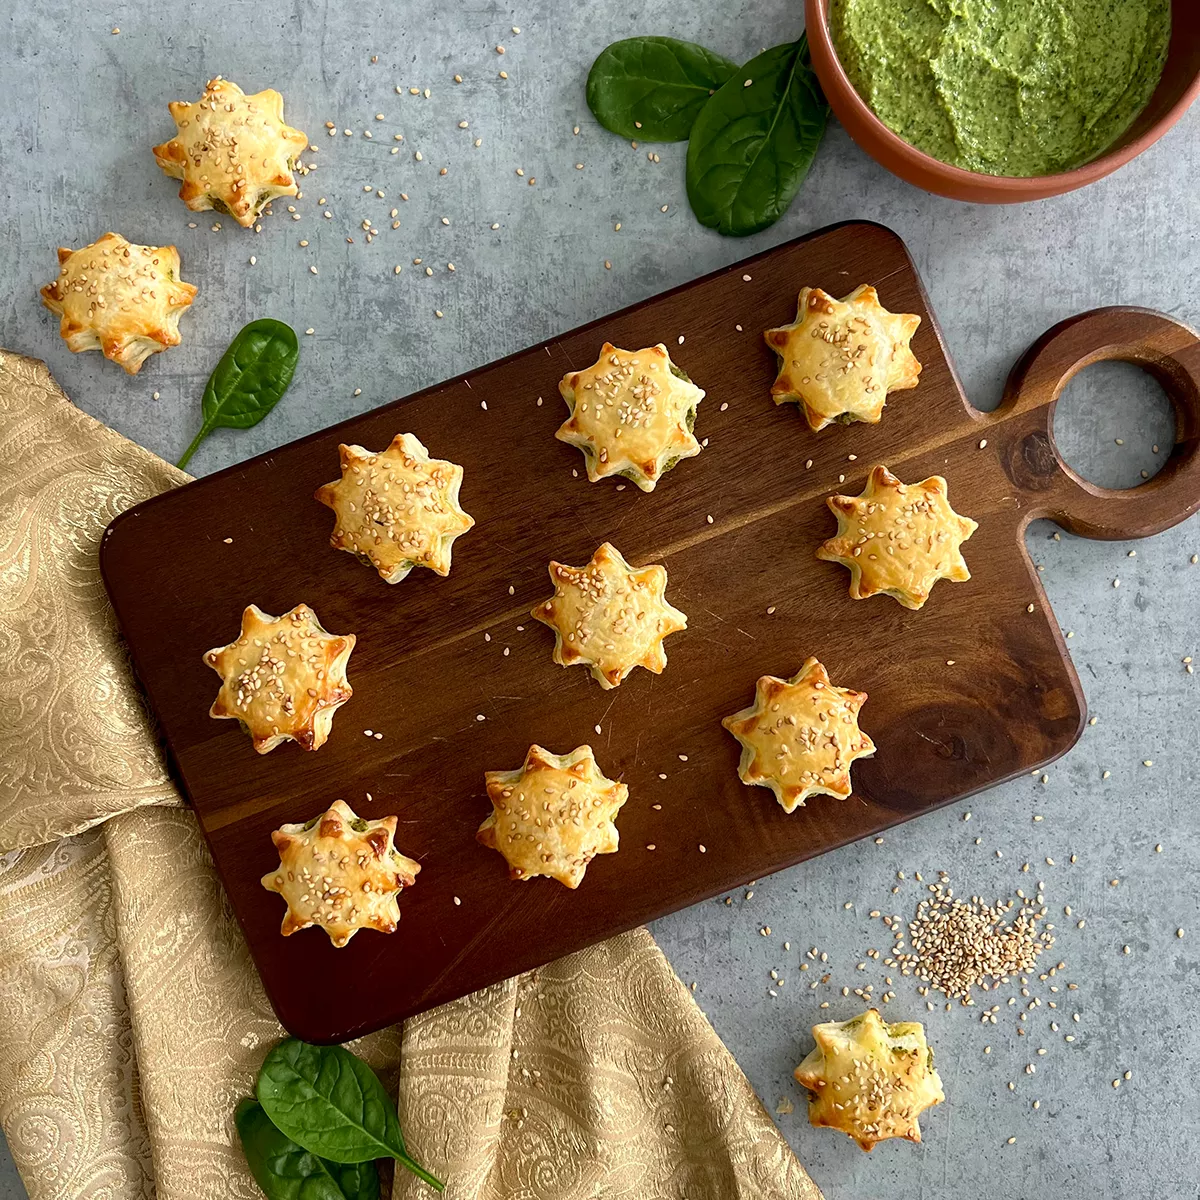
891;881;1054;1003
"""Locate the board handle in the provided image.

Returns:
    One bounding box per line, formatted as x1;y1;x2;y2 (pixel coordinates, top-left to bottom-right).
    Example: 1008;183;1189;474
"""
996;306;1200;539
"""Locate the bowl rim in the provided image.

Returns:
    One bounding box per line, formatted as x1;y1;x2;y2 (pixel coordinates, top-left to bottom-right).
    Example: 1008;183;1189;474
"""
804;0;1200;192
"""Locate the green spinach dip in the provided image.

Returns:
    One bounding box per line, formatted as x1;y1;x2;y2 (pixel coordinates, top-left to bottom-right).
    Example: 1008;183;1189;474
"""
829;0;1171;176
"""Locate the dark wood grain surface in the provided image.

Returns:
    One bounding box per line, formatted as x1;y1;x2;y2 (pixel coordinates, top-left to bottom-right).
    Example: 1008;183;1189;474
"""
99;222;1200;1043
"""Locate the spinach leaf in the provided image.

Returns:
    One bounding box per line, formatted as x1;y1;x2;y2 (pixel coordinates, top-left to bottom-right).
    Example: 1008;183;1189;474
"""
257;1040;443;1192
685;37;828;237
587;37;738;141
235;1099;379;1200
176;318;299;469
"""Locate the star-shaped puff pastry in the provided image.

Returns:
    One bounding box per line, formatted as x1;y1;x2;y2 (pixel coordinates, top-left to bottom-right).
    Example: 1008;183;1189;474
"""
817;464;978;610
261;799;421;948
314;433;475;584
153;77;308;227
763;285;921;432
721;658;874;812
203;603;354;754
531;541;687;689
557;343;704;491
478;745;628;888
40;232;198;374
794;1008;944;1151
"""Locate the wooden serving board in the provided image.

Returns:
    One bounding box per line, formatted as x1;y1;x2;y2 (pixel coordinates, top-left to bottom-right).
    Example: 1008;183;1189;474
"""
100;222;1200;1044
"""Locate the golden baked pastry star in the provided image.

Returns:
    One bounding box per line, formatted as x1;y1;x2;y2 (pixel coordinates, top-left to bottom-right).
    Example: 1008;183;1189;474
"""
557;342;704;491
314;433;475;584
261;799;420;948
39;232;197;374
721;657;874;812
817;464;978;610
763;285;921;431
203;603;354;754
478;745;628;888
153;77;308;227
794;1008;944;1151
531;541;687;689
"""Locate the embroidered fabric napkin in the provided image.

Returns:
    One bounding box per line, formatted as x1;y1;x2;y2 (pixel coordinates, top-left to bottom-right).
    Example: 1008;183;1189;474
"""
0;349;820;1200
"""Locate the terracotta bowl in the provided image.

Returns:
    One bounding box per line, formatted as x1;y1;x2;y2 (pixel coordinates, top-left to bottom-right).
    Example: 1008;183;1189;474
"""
805;0;1200;202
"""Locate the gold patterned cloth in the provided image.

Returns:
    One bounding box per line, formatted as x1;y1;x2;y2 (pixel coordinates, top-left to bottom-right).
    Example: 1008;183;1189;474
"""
0;350;819;1200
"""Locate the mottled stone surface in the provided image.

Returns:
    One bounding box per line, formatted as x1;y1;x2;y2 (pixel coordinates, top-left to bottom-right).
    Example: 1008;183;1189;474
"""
2;2;1198;1197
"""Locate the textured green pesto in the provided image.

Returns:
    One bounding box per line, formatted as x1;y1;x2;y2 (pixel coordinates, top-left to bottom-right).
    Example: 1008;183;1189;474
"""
829;0;1170;176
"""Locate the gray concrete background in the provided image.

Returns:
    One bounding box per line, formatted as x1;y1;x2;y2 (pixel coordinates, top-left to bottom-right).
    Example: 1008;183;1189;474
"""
2;1;1198;1197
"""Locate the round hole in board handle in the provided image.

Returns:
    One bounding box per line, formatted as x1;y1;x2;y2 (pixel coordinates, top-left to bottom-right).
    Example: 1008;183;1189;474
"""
994;306;1200;541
